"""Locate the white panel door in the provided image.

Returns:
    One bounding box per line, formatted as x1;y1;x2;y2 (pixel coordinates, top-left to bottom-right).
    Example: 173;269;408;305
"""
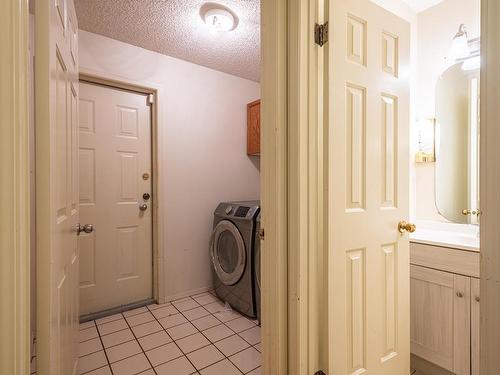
326;1;411;374
79;82;153;316
35;0;80;373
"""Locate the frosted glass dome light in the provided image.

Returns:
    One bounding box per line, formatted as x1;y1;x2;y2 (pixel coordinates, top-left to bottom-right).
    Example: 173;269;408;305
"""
204;8;235;32
449;24;471;60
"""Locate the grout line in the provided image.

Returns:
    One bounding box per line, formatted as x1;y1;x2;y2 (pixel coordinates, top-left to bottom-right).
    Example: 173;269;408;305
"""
120;313;159;375
94;317;116;375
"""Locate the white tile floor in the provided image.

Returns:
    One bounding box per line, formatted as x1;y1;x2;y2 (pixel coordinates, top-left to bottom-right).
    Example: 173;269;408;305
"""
76;291;261;375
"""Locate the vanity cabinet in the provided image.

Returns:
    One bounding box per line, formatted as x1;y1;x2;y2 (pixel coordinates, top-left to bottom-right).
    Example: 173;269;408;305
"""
410;242;480;375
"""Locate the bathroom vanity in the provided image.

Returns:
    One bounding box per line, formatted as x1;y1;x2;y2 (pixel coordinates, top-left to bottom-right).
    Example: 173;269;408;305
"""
410;225;479;375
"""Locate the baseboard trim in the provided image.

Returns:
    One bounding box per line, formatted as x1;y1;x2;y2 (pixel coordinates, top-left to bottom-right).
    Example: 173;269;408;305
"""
165;285;212;303
80;298;155;323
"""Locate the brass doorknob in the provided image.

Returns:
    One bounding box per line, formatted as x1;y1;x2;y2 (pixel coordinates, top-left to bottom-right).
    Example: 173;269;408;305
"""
398;221;416;234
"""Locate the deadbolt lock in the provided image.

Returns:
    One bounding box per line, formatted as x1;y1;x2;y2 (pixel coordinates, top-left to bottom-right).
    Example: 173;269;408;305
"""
142;172;150;180
143;193;151;201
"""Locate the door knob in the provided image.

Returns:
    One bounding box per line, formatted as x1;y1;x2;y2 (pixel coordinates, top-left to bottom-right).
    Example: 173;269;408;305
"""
398;220;416;234
77;223;94;235
139;203;148;211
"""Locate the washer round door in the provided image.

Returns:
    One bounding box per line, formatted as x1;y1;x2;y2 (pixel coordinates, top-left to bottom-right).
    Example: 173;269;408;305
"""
210;220;246;286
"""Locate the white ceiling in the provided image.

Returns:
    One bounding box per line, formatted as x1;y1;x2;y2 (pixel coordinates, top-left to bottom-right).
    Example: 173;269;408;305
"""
74;0;261;82
401;0;445;13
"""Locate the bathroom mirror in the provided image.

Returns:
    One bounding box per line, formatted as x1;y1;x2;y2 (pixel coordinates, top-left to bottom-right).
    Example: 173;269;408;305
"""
435;61;480;224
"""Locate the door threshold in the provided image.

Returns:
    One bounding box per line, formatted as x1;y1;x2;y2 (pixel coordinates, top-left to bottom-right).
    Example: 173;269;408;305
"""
80;298;156;323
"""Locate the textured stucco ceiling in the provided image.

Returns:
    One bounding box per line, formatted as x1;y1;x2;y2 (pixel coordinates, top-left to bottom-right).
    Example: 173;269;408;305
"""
75;0;260;81
401;0;445;13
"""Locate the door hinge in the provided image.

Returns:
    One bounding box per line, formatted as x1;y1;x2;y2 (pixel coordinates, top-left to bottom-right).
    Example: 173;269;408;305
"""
147;93;154;105
258;228;265;241
314;22;329;47
314;371;326;375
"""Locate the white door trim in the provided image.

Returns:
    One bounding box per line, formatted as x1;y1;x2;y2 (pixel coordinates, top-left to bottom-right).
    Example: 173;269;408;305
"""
0;1;31;373
79;70;166;306
480;1;500;374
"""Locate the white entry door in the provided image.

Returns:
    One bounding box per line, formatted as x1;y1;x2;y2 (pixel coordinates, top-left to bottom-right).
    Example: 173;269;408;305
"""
326;1;411;374
35;0;80;373
79;82;153;316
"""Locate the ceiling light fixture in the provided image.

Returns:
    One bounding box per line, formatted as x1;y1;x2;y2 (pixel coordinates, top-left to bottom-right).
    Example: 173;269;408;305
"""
202;6;236;32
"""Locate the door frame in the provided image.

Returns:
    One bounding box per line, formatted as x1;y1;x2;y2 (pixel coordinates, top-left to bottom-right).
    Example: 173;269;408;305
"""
480;1;500;374
0;0;31;373
79;71;166;307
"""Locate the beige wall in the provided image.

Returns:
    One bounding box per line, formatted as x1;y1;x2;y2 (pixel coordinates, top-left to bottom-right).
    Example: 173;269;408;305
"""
78;31;260;301
414;0;480;222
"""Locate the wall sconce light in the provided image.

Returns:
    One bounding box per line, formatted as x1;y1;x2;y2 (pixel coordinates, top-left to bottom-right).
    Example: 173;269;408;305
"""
449;24;471;60
415;118;436;163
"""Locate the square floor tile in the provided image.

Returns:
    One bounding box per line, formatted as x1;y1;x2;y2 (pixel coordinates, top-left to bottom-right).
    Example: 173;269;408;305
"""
79;337;103;357
214;335;250;357
101;329;135;348
159;313;188;329
146;302;167;311
225;317;255;333
200;359;241;375
123;306;149;317
85;366;112;375
96;313;123;325
131;320;163;338
152;305;179;319
125;311;155;327
229;347;261;373
203;324;234;343
238;326;261;345
204;301;226;314
187;345;224;370
111;353;151;375
193;293;219;306
154;355;196;375
78;351;108;374
138;330;172;351
80;326;98;342
247;367;262;375
167;322;198;340
98;318;128;336
213;310;242;323
191;315;221;331
173;299;200;312
176;332;210;354
137;370;156;375
183;306;210;321
145;342;183;367
80;321;96;331
105;339;142;363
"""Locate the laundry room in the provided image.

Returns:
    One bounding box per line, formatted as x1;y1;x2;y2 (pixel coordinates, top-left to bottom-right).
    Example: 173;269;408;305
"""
30;1;263;374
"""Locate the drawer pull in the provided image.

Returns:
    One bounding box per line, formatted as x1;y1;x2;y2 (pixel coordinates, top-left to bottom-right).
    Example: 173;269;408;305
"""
475;296;480;302
456;292;464;298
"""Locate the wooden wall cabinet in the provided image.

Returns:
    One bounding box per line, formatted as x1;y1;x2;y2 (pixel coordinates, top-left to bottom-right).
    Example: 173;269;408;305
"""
247;99;260;156
410;243;480;375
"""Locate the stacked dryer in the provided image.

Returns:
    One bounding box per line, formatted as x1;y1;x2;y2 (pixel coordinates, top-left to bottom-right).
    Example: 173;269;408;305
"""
210;201;261;320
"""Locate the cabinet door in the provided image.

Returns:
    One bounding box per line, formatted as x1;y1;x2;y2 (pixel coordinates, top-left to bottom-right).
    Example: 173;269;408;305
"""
471;278;480;375
410;265;471;374
247;100;260;155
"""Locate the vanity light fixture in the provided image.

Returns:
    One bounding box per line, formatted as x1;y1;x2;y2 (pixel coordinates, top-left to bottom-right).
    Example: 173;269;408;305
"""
202;6;236;32
449;24;471;60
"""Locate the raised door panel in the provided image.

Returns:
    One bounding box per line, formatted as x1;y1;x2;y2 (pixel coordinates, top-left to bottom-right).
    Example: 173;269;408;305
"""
471;278;480;375
247;100;260;156
410;265;455;371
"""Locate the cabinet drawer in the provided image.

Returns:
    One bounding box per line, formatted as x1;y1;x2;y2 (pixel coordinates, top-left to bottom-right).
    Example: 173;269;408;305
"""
410;242;479;278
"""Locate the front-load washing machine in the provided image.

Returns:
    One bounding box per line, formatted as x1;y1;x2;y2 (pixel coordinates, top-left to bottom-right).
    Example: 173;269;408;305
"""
210;201;260;318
